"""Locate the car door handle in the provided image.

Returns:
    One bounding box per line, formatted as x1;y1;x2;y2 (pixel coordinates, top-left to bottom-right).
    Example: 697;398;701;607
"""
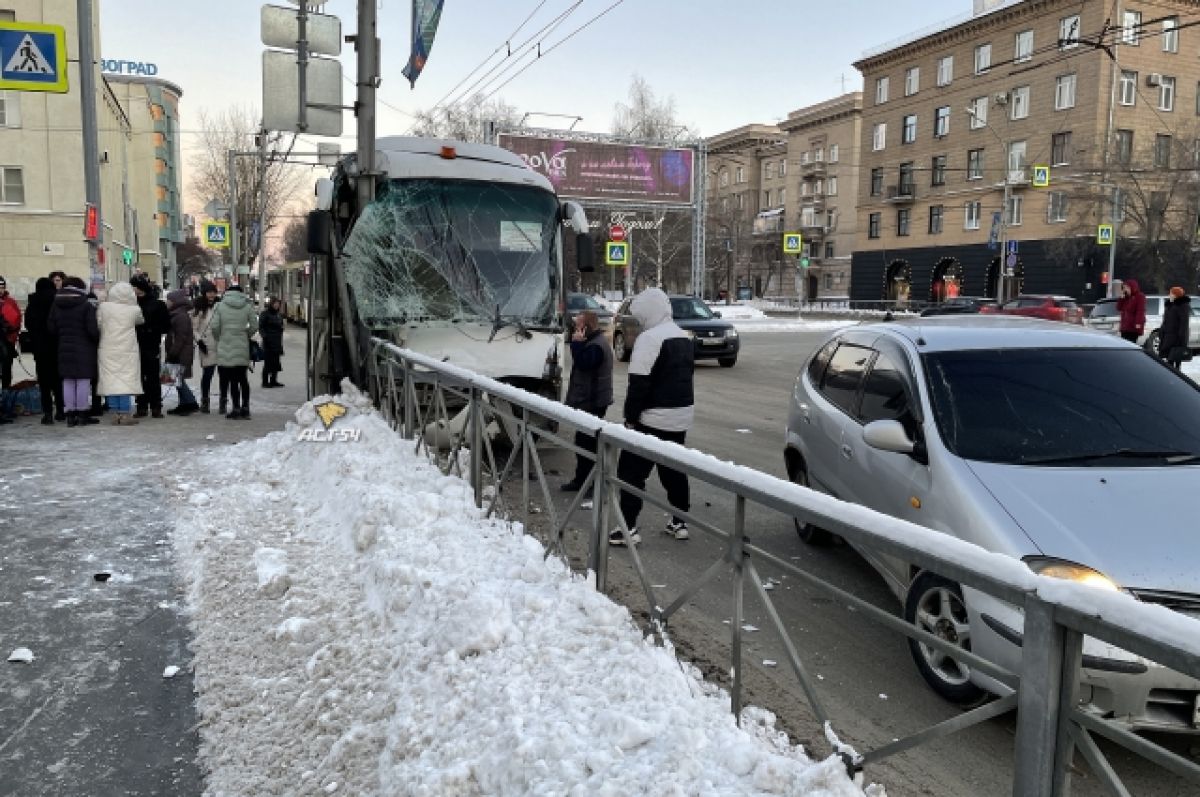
841;443;853;459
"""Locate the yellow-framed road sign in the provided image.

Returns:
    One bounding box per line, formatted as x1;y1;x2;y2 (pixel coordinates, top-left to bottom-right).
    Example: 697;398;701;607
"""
605;241;629;267
1097;224;1113;246
783;232;803;254
1032;165;1050;188
0;21;69;93
204;222;231;249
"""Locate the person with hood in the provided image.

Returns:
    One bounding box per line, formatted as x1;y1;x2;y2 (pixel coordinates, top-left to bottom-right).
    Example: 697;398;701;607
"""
97;281;144;425
191;281;219;413
129;274;171;418
1158;287;1192;371
210;284;257;419
47;277;100;426
164;289;200;414
23;277;65;423
0;276;21;402
612;288;695;546
561;309;613;494
258;296;286;388
1116;278;1147;343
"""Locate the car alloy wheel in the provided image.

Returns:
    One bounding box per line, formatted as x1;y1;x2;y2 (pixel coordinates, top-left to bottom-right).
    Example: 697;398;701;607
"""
788;461;833;545
904;572;988;708
1143;330;1160;355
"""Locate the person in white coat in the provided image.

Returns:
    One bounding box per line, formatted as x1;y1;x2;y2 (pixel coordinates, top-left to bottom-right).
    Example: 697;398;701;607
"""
190;281;219;413
97;281;145;425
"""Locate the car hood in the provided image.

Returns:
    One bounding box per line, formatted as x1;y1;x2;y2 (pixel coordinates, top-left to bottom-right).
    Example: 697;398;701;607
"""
966;461;1200;592
675;318;733;332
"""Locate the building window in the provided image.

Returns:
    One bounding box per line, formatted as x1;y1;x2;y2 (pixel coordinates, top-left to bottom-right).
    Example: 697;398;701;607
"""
828;176;838;196
1055;74;1076;110
826;210;836;229
1051;132;1072;166
1060;14;1080;49
974;43;991;74
905;67;920;96
967;148;984;180
825;241;835;258
1163;17;1179;53
718;170;729;188
779;187;787;206
1159;76;1175;111
737;193;744;210
870;168;884;196
1015;30;1033;63
815;147;825;162
931;155;947;186
969;96;987;128
801;181;810;197
1007;140;1027;179
876;76;889;104
801;151;811;165
0;166;24;204
736;166;745;183
0;91;19;127
764;162;775;180
1113;188;1126;221
902;114;917;144
934;106;950;137
897;209;911;236
868;212;881;239
929;205;944;234
1122;10;1141;45
898;162;914;194
1120;70;1137;105
1048;191;1068;223
937;56;953;87
0;10;14;21
965;201;981;230
779;159;788;177
873;122;887;151
1155;134;1172;168
720;197;730;213
1010;86;1030;119
1116;129;1133;164
829;144;839;163
1006;195;1023;226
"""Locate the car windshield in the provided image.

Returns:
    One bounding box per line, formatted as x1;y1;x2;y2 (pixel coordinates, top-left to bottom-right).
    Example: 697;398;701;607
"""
671;297;715;320
342;179;559;327
924;349;1200;465
567;294;603;311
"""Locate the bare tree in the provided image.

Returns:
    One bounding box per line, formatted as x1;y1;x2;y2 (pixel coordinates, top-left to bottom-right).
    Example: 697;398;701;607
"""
611;75;693;141
279;218;309;263
705;199;751;299
409;94;522;142
188;107;309;268
636;209;693;292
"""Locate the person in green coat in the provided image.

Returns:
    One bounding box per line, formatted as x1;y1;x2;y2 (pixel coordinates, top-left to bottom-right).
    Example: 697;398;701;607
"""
210;284;258;419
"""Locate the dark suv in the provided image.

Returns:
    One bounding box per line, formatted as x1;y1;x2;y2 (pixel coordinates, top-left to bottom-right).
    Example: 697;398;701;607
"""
612;294;740;367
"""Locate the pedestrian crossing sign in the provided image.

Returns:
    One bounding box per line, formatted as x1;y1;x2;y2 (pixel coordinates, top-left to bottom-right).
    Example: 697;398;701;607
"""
1032;165;1050;188
1097;224;1113;246
605;241;629;267
204;221;231;248
0;22;68;93
783;232;803;254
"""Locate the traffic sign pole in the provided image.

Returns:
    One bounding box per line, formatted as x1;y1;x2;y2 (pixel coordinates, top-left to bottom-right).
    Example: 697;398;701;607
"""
76;0;104;287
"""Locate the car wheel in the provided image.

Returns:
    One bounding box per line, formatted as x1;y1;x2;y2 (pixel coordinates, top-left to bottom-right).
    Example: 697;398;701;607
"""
613;332;630;362
718;356;737;368
904;573;989;708
787;460;833;545
1144;330;1160;354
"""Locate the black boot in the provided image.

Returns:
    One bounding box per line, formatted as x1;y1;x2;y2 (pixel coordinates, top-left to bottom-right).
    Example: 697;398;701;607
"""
271;374;284;388
219;398;227;415
79;411;99;425
41;412;54;425
67;411;79;428
200;397;210;414
226;405;240;420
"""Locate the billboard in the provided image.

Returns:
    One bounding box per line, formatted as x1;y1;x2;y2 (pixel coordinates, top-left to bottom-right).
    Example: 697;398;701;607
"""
498;134;695;205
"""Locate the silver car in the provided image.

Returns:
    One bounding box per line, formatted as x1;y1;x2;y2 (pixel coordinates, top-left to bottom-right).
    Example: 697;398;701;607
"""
784;315;1200;732
1085;295;1200;352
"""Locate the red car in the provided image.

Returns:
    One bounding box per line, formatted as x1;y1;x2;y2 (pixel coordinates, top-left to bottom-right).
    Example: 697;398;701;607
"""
979;294;1084;324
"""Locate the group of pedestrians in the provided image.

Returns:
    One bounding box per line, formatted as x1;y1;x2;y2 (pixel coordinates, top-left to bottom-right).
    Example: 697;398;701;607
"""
1115;278;1192;370
1;271;287;426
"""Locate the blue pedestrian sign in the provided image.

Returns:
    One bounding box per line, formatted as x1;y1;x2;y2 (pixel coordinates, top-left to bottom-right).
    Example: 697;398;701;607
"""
204;221;231;249
1006;239;1019;255
605;241;629;267
0;21;68;93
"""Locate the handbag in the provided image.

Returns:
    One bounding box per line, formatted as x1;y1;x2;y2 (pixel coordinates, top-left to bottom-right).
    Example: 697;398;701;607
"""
159;363;181;385
1169;345;1193;363
250;339;264;363
18;329;34;353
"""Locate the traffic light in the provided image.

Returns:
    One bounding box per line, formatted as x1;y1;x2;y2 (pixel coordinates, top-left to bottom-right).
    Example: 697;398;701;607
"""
84;203;99;241
122;248;134;266
800;256;811;269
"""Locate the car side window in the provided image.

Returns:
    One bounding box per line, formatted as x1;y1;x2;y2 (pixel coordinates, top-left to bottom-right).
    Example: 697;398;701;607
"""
1145;298;1162;316
807;339;838;385
820;344;870;417
617;300;630;316
859;352;912;425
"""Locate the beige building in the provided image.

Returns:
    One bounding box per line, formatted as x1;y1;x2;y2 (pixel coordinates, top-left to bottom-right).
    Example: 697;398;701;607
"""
852;0;1200;305
0;0;183;298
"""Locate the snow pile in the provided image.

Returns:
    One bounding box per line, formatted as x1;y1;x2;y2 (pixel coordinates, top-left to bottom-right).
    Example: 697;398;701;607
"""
710;302;769;320
1183;358;1200;382
170;383;882;796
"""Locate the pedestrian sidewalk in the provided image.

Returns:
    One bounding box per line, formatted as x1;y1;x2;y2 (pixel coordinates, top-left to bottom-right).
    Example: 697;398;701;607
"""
0;328;308;797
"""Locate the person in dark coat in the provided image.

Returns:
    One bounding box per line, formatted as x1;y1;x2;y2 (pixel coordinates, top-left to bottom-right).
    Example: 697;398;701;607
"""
129;274;171;418
47;277;100;427
1158;287;1192;371
258;297;285;388
164;289;200;414
561;310;614;494
23;277;65;424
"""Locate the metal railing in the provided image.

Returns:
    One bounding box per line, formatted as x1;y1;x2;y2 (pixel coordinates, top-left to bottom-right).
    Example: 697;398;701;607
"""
760;297;929;315
366;338;1200;796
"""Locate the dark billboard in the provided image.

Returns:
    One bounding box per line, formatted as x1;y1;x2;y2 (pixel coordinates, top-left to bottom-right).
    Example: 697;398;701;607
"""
498;134;695;205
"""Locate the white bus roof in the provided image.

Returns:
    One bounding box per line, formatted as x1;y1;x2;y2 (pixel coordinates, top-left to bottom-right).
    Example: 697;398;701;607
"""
373;136;554;193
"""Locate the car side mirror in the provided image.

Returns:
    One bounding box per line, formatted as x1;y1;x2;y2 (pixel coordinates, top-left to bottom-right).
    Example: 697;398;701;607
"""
713;311;722;318
862;420;915;455
576;232;594;272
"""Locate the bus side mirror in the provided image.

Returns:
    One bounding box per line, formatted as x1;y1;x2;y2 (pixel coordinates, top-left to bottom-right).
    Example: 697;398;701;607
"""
576;232;594;272
307;210;331;256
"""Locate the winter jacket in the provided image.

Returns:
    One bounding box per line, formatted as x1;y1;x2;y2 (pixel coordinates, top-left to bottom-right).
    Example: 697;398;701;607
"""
565;328;614;412
47;286;99;380
164;290;195;379
135;292;171;362
623;288;694;432
258;307;285;356
0;294;20;345
191;303;218;369
210;290;257;367
97;282;145;396
1116;279;1147;335
22;278;58;360
1158;295;1192;357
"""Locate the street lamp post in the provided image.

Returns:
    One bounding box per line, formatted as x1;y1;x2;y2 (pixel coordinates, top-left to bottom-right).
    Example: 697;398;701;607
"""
967;103;1014;303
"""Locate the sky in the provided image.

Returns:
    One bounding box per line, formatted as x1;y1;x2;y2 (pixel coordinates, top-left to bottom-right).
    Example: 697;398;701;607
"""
97;0;974;210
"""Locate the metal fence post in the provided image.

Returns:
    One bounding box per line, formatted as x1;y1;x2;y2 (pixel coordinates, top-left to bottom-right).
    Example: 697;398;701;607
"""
402;358;413;439
1013;596;1080;797
731;494;747;721
470;387;483;508
592;436;610;592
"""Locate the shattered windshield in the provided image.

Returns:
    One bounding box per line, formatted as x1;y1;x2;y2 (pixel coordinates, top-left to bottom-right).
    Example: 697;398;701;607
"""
342;179;559;327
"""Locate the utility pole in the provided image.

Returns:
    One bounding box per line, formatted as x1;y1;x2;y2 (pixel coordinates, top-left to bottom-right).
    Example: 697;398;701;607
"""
1106;185;1119;292
998;175;1011;303
355;0;377;208
76;0;103;285
228;149;239;281
256;128;270;302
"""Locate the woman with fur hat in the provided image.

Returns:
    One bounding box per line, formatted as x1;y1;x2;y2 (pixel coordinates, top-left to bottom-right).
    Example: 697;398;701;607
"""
97;281;145;425
1158;287;1192;371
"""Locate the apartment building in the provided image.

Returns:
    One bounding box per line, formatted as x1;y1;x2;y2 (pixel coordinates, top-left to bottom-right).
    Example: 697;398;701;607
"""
778;92;862;300
851;0;1200;305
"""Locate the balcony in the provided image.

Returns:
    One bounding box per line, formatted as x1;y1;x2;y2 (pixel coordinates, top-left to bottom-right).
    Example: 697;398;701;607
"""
798;218;827;236
801;160;827;177
1004;167;1030;188
886;183;916;203
800;192;826;207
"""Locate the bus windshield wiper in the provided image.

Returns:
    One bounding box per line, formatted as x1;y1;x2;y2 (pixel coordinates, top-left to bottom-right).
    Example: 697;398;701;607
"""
487;304;532;342
1018;449;1200;466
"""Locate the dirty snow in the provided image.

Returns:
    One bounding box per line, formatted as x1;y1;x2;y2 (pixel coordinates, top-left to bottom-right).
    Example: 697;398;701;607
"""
170;383;882;796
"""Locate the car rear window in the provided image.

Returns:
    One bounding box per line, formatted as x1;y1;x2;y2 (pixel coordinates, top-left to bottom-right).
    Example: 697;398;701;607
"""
1053;300;1078;309
924;349;1200;465
1015;298;1047;307
1090;301;1119;318
821;344;871;416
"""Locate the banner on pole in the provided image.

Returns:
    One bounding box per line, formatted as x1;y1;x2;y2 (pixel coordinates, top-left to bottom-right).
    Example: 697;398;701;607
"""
401;0;445;87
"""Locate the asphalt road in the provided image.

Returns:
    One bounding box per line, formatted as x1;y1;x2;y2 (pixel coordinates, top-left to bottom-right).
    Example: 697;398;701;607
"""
534;323;1196;797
